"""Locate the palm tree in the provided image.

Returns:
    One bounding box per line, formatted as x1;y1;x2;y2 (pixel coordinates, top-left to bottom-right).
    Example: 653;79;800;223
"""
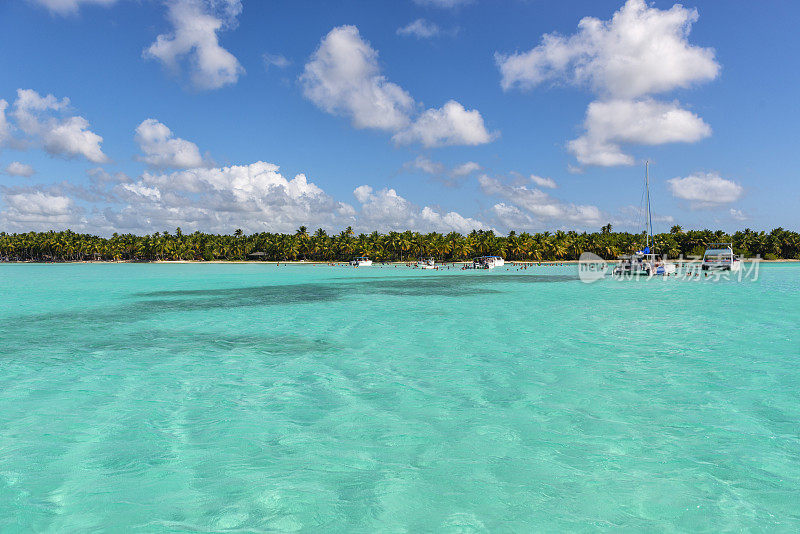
2;226;799;263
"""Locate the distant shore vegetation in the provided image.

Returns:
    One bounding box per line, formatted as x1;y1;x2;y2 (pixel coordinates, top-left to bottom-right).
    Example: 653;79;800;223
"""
1;226;799;262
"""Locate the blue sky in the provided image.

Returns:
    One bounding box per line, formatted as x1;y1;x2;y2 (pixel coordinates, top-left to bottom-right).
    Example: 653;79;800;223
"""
0;0;797;235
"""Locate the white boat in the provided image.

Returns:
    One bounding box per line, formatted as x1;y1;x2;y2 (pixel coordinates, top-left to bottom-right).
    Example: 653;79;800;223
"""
612;161;676;278
417;257;436;269
702;243;741;272
350;257;372;267
472;256;504;269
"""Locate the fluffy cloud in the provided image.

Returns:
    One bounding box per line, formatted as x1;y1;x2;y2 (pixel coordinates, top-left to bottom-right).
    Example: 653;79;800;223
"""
135;118;205;169
37;0;243;90
0;188;84;232
144;0;244;90
667;172;743;208
397;19;440;39
531;174;557;189
301;26;414;131
568;99;711;166
302;25;494;147
5;191;72;216
393;100;496;148
479;174;603;229
11;89;108;163
44;117;108;163
1;156;497;235
4;161;36;177
31;0;117;15
97;161;352;233
496;0;718;98
496;0;718;167
353;185;489;233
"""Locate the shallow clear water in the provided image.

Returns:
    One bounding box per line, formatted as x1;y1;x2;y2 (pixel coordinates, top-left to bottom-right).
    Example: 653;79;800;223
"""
1;263;798;532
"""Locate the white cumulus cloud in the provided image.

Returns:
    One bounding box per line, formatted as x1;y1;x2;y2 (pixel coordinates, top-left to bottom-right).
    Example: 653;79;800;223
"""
144;0;244;90
568;99;711;166
4;161;36;177
496;0;719;98
496;0;718;167
0;161;498;235
135;118;205;169
0;188;84;232
667;172;743;208
5;191;73;216
109;161;356;233
90;163;491;235
301;25;414;132
393;100;496;148
11;89;108;163
302;25;494;147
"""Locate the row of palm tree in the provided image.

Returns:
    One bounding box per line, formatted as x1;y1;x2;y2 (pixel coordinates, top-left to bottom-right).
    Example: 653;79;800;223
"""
1;226;798;262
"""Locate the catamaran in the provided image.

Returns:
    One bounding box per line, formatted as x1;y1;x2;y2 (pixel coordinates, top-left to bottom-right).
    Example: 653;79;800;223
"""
471;256;504;269
350;257;373;267
613;161;677;277
702;243;741;272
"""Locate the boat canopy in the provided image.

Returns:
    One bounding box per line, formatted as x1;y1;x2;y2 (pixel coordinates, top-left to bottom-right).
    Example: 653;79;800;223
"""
703;244;735;256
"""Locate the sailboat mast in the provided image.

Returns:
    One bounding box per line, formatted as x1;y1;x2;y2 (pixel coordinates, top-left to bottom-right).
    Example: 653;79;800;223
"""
645;161;652;249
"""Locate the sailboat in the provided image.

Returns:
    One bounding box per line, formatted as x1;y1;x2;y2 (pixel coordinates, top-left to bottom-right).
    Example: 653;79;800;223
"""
612;162;677;277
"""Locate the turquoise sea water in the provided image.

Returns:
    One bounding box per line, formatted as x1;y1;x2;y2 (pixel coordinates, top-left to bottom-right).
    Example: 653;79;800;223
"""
1;263;799;532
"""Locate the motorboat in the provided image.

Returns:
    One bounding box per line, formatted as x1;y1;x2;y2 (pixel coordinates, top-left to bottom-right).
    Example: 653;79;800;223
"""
702;243;741;272
472;256;504;269
350;257;373;267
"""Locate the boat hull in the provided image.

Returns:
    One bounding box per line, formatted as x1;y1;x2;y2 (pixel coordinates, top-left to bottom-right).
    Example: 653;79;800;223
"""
702;261;741;272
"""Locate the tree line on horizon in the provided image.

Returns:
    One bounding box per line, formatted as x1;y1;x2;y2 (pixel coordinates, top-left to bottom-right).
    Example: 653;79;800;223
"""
1;226;799;263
